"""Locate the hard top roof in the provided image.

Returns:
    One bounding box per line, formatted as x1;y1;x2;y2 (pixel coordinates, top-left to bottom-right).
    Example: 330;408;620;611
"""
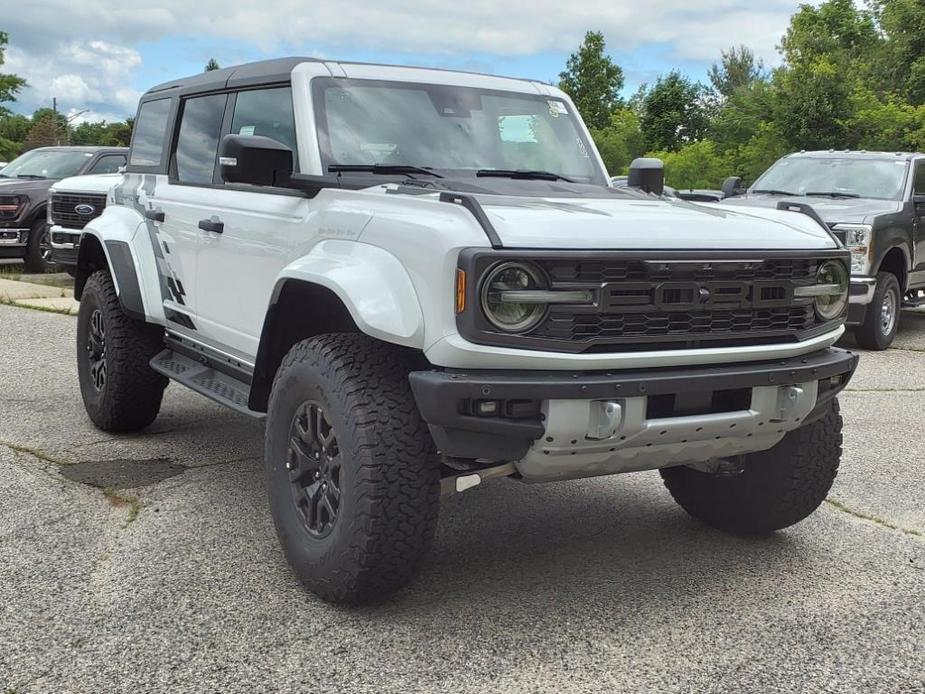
142;56;541;100
787;150;923;161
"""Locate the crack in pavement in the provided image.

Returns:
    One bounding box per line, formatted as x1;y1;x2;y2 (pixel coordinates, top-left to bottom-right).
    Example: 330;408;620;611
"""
826;498;922;538
0;440;71;466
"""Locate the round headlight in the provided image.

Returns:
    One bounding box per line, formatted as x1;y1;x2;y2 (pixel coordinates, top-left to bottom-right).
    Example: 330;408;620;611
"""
480;261;547;332
814;259;849;320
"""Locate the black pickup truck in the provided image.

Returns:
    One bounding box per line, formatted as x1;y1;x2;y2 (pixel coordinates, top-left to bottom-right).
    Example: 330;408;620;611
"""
722;150;925;349
0;146;127;272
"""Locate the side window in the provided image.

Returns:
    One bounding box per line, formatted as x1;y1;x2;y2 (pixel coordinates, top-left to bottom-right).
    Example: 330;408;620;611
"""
231;87;297;167
914;162;925;195
129;99;172;167
88;155;126;175
175;93;228;184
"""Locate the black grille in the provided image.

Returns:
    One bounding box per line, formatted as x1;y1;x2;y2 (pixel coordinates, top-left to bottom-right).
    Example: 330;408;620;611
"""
50;193;107;229
530;258;818;348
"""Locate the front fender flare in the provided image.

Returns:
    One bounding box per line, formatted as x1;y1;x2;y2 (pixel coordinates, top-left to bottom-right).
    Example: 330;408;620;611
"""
273;240;425;348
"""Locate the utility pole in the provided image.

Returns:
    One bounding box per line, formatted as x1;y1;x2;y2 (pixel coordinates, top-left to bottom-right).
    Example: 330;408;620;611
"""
52;97;59;145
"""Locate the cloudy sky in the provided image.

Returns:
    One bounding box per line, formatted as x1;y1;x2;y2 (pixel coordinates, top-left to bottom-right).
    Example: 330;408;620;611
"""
3;0;808;123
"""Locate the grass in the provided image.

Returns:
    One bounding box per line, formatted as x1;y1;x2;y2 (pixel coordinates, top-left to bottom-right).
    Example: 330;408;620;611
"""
102;487;142;527
0;295;75;316
0;439;71;466
826;498;922;537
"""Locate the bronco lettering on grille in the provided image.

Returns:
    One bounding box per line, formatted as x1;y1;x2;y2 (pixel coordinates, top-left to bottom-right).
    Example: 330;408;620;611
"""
599;280;794;313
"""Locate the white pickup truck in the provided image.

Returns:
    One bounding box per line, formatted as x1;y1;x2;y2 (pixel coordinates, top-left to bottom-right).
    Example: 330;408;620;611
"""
73;58;858;603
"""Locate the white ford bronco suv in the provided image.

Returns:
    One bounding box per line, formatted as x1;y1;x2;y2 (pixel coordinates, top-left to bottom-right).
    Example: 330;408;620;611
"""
73;58;858;603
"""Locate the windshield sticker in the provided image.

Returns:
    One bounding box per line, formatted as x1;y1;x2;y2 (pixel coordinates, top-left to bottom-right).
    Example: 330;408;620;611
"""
548;100;567;117
238;125;256;136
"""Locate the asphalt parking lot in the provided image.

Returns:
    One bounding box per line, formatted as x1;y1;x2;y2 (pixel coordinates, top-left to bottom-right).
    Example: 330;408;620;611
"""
1;299;924;693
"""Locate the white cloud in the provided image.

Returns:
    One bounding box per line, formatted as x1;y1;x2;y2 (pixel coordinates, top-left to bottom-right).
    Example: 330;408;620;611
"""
3;0;807;120
5;40;142;121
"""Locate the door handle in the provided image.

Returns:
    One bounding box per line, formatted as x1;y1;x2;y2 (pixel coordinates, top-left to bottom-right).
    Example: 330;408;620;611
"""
198;218;224;234
144;208;165;223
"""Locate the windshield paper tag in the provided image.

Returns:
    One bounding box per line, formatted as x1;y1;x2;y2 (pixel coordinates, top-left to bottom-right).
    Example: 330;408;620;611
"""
548;100;567;117
238;125;256;136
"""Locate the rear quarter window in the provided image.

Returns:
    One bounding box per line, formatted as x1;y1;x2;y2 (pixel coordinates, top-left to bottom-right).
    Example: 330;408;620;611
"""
129;99;172;168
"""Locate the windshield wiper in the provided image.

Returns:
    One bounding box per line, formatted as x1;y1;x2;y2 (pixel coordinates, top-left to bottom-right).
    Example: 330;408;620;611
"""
327;164;443;178
805;191;861;199
16;174;46;180
476;169;574;182
752;188;797;196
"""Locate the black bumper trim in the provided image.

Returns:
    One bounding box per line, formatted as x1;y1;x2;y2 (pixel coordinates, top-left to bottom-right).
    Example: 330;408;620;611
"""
409;347;859;461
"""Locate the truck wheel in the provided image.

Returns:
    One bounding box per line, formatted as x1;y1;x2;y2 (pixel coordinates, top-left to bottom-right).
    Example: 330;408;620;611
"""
265;333;440;604
77;270;167;432
23;219;52;273
660;400;842;534
854;272;900;350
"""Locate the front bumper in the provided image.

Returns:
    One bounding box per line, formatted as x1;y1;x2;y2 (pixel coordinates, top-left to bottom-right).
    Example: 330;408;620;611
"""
49;226;80;268
0;227;29;247
410;347;858;482
847;276;877;326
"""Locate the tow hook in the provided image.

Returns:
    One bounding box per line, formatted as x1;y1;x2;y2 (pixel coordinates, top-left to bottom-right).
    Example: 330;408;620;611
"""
440;462;517;497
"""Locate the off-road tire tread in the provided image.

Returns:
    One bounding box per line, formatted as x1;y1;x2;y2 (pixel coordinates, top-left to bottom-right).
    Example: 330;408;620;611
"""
855;272;900;350
660;401;842;534
78;270;167;432
267;333;440;604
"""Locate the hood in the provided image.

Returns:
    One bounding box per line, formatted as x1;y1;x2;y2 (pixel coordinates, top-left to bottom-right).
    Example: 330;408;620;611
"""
51;173;121;195
723;193;903;225
474;195;838;250
0;177;55;196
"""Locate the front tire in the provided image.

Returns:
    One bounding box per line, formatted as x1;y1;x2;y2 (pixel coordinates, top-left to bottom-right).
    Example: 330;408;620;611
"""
77;270;167;432
23;219;52;273
660;400;842;534
265;333;440;604
854;272;900;350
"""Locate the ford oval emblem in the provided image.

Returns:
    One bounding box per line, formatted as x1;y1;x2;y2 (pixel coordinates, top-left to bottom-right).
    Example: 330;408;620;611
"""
75;204;96;216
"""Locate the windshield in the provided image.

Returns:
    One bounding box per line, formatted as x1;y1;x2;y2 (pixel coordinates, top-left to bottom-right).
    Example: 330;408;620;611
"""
312;78;605;185
0;150;93;180
752;156;909;200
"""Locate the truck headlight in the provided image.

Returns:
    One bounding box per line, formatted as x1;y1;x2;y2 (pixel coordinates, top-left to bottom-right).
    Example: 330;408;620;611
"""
832;223;871;274
480;262;548;332
0;195;25;220
478;261;594;333
804;259;849;321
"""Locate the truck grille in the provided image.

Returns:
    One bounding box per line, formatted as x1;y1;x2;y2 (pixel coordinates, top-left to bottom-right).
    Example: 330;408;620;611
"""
50;193;107;230
457;251;844;354
530;258;819;349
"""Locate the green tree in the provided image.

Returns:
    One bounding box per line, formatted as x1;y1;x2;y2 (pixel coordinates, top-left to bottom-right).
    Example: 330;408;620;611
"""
22;114;59;151
0;31;26;116
779;0;880;68
639;71;710;151
590;108;645;175
874;0;925;105
645;140;732;189
70;118;133;147
205;58;221;72
708;45;764;99
558;31;624;130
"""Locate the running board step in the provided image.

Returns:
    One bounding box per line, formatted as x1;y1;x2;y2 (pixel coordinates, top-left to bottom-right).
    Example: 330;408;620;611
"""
150;349;264;419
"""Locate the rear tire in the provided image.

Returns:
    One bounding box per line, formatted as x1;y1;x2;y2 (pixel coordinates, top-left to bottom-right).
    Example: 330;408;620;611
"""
23;219;52;273
77;270;167;432
265;333;440;604
660;400;842;534
854;272;900;350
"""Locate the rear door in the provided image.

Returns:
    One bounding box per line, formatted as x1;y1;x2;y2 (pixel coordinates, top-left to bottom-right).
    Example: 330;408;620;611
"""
913;160;925;276
146;92;229;340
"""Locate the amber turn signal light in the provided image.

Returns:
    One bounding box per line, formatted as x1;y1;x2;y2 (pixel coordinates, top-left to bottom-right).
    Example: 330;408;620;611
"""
455;269;466;313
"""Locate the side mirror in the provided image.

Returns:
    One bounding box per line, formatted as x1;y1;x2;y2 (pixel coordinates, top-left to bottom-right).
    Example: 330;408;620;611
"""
721;176;744;199
914;193;925;205
219;134;293;187
627;157;664;195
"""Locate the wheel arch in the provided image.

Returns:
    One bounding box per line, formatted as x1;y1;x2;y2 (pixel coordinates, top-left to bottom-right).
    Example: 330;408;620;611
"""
248;242;426;412
74;231;146;320
875;244;908;291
